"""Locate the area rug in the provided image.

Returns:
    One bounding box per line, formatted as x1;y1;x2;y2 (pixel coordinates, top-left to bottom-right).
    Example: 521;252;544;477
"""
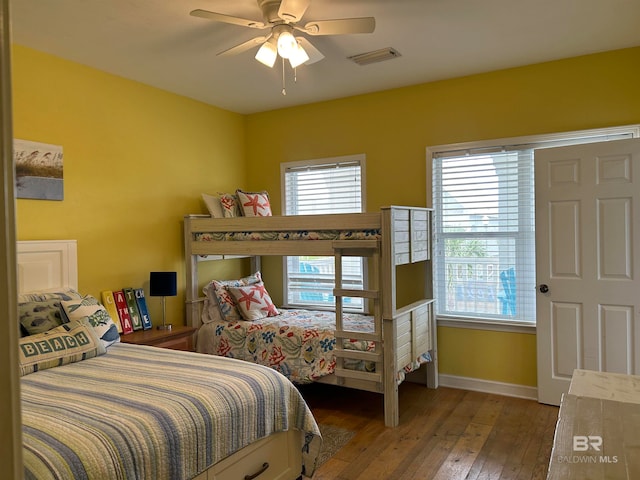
317;424;356;466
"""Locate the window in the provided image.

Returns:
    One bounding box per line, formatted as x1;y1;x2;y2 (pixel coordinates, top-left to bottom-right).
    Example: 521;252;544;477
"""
281;155;365;311
430;126;639;326
433;150;535;323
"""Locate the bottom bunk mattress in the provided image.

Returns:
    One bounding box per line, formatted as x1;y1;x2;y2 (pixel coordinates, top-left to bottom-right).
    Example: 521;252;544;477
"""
196;308;431;384
21;342;322;480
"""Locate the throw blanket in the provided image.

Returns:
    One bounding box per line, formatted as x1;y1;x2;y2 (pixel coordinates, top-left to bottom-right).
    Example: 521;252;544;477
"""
22;343;321;479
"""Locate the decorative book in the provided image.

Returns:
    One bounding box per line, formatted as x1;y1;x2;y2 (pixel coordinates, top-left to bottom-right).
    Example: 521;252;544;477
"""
100;290;123;333
112;290;133;334
134;288;152;330
123;288;143;331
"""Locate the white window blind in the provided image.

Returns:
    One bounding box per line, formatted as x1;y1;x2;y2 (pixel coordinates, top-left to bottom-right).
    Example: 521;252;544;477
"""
284;160;362;214
282;156;365;311
431;126;638;325
433;150;536;323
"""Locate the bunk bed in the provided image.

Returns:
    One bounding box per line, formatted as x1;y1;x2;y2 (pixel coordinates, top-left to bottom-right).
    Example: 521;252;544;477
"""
184;206;438;428
17;240;321;480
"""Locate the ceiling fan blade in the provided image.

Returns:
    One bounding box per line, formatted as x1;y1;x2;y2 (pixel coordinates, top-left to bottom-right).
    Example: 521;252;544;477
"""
278;0;311;23
296;37;324;65
218;36;269;57
302;17;375;36
190;9;266;29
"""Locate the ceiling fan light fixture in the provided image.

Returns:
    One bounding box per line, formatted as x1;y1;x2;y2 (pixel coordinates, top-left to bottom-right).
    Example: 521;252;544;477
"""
277;30;297;59
289;41;310;68
255;40;277;67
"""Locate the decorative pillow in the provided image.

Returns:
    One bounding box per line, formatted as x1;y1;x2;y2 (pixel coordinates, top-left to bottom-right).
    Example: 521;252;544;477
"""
204;271;262;322
18;288;83;303
19;299;67;336
201;284;223;324
202;193;224;218
228;281;279;321
18;318;106;376
236;189;272;217
60;295;121;348
18;290;83;337
219;193;242;218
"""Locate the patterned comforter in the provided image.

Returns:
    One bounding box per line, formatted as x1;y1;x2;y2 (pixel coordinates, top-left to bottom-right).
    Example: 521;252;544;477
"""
194;229;381;242
21;342;321;480
197;309;430;384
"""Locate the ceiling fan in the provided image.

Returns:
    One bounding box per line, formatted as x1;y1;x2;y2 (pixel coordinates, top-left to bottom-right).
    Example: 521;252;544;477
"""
190;0;376;69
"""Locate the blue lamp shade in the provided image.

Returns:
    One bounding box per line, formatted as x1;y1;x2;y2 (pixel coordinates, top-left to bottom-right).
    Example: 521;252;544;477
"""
149;272;177;297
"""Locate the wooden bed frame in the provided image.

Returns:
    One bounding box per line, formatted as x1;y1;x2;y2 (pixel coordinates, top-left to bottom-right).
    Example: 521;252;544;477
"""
17;239;307;480
184;206;438;428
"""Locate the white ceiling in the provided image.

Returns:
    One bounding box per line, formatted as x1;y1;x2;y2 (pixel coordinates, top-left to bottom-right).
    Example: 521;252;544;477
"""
10;0;640;115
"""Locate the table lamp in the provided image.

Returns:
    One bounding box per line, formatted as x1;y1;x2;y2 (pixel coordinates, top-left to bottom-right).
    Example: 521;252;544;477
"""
150;271;177;330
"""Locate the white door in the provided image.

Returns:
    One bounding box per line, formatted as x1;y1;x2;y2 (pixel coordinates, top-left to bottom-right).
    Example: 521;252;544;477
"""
536;138;640;406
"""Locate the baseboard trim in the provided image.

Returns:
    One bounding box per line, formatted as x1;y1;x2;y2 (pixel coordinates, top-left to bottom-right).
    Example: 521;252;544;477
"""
438;373;538;401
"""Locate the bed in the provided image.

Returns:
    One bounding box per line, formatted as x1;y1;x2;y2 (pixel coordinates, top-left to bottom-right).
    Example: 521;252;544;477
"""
184;206;438;428
17;240;321;480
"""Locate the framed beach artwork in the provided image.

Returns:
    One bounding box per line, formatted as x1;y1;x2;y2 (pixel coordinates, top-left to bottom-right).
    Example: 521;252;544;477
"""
14;139;64;200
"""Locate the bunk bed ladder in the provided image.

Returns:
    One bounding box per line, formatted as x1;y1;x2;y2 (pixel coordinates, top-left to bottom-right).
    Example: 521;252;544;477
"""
332;240;383;390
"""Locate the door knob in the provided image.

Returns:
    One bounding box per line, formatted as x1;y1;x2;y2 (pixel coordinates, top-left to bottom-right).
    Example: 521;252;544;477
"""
539;284;549;293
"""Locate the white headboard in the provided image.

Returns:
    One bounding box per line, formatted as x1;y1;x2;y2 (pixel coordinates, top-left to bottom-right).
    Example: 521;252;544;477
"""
16;240;78;294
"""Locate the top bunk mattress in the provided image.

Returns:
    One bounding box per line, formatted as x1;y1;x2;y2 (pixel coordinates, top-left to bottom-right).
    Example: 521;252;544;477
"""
186;212;384;242
184;207;432;263
194;229;381;242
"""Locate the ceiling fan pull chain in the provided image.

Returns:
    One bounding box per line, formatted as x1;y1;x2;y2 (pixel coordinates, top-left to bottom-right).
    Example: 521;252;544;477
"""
281;57;287;95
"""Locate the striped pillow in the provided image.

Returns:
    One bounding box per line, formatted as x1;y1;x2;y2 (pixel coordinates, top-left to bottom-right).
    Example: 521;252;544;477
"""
19;318;106;376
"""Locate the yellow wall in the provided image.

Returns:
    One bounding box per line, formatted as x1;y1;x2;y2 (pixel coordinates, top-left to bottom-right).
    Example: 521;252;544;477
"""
12;44;640;387
438;327;537;386
244;46;640;387
12;45;247;325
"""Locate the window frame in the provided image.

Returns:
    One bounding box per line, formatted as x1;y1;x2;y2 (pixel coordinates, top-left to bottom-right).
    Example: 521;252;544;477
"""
280;154;367;312
428;125;640;333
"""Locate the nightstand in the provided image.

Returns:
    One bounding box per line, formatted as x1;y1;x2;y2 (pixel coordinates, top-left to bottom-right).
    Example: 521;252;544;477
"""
120;325;197;351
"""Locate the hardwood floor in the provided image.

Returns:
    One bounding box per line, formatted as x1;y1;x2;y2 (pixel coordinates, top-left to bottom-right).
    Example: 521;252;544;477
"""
299;381;559;480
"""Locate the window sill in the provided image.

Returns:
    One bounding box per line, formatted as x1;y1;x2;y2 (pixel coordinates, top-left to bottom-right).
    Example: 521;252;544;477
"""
437;316;536;334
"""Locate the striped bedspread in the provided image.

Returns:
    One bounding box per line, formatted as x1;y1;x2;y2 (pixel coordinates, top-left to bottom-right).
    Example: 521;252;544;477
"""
21;342;322;480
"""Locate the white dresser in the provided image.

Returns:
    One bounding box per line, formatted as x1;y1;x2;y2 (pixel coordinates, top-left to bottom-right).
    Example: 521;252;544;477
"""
547;369;640;479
